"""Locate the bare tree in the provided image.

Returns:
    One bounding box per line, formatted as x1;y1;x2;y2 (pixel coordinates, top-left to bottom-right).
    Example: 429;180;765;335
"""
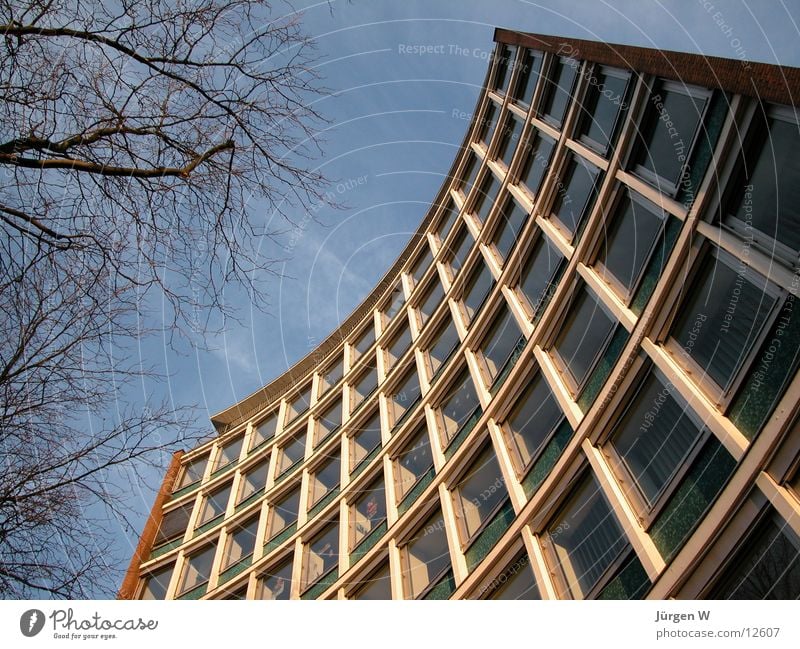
0;0;329;597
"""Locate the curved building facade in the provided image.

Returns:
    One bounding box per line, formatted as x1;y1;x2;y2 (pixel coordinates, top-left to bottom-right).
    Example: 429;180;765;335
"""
121;29;800;600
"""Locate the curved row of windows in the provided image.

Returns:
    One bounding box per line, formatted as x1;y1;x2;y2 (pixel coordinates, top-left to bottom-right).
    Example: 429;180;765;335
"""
134;39;800;600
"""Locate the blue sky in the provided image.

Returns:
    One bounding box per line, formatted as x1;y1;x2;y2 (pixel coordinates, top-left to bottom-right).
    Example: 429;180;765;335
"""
116;0;800;592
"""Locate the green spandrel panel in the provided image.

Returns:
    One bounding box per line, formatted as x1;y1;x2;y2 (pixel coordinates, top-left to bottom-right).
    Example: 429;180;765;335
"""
177;582;208;600
398;467;436;515
301;570;339;600
193;515;224;538
422;571;456;600
263;522;297;556
578;327;629;411
630;215;682;316
650;436;737;561
444;407;483;460
308;487;340;519
234;490;263;513
351;444;381;478
218;555;252;585
521;420;574;498
597;553;651;600
149;537;183;560
729;294;800;440
465;499;516;572
169;483;200;500
350;521;388;565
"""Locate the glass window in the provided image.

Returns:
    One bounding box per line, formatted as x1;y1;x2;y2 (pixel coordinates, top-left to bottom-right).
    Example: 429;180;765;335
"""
179;543;217;594
452;446;509;544
351;562;392;600
461;262;495;322
445;224;472;276
215;436;243;472
223;516;259;568
631;80;709;191
513;49;543;108
438;369;480;443
492;197;528;261
351;477;388;549
495;115;524;169
668;249;780;397
277;434;306;476
140;564;173;600
552;285;617;393
504;373;564;473
576;66;630;153
518;129;556;198
484;552;541;600
257;558;293;600
267;486;301;539
723;106;800;260
547;474;628;599
286;383;312;423
154;504;192;548
385;321;412;371
477;101;499;148
352;324;375;362
492;44;517;94
710;512;800;599
237;459;269;504
477;307;522;383
515;236;564;319
314;398;342;446
198;483;232;526
302;523;339;592
608;368;705;509
595;190;666;296
176;454;207;490
350;410;382;472
401;509;451;599
309;453;341;508
383;284;405;323
410;244;433;287
389;368;422;427
551;154;601;241
459;152;480;198
250;412;277;450
320;357;344;394
436;200;459;244
472;173;501;224
539;56;578;126
394;423;434;500
416;277;445;328
351;360;379;410
425;317;460;378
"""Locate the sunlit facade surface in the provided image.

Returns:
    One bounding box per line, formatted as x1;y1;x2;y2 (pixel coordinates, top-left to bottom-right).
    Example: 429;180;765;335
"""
122;30;800;600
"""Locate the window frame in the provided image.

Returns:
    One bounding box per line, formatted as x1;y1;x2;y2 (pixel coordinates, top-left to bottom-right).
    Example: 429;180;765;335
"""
276;433;306;478
549;283;619;397
435;367;481;446
222;516;259;569
197;482;232;527
474;305;523;388
308;452;341;510
250;411;278;451
513;231;565;321
399;510;452;599
500;371;566;478
541;473;630;599
175;454;208;491
720;103;800;267
450;444;510;549
348;409;383;473
538;55;579;129
630;79;712;197
574;64;631;156
549;152;602;244
662;245;785;409
349;475;388;551
300;523;340;594
591;187;669;304
392;421;435;503
236;458;270;505
177;542;218;596
601;363;712;528
266;484;301;541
